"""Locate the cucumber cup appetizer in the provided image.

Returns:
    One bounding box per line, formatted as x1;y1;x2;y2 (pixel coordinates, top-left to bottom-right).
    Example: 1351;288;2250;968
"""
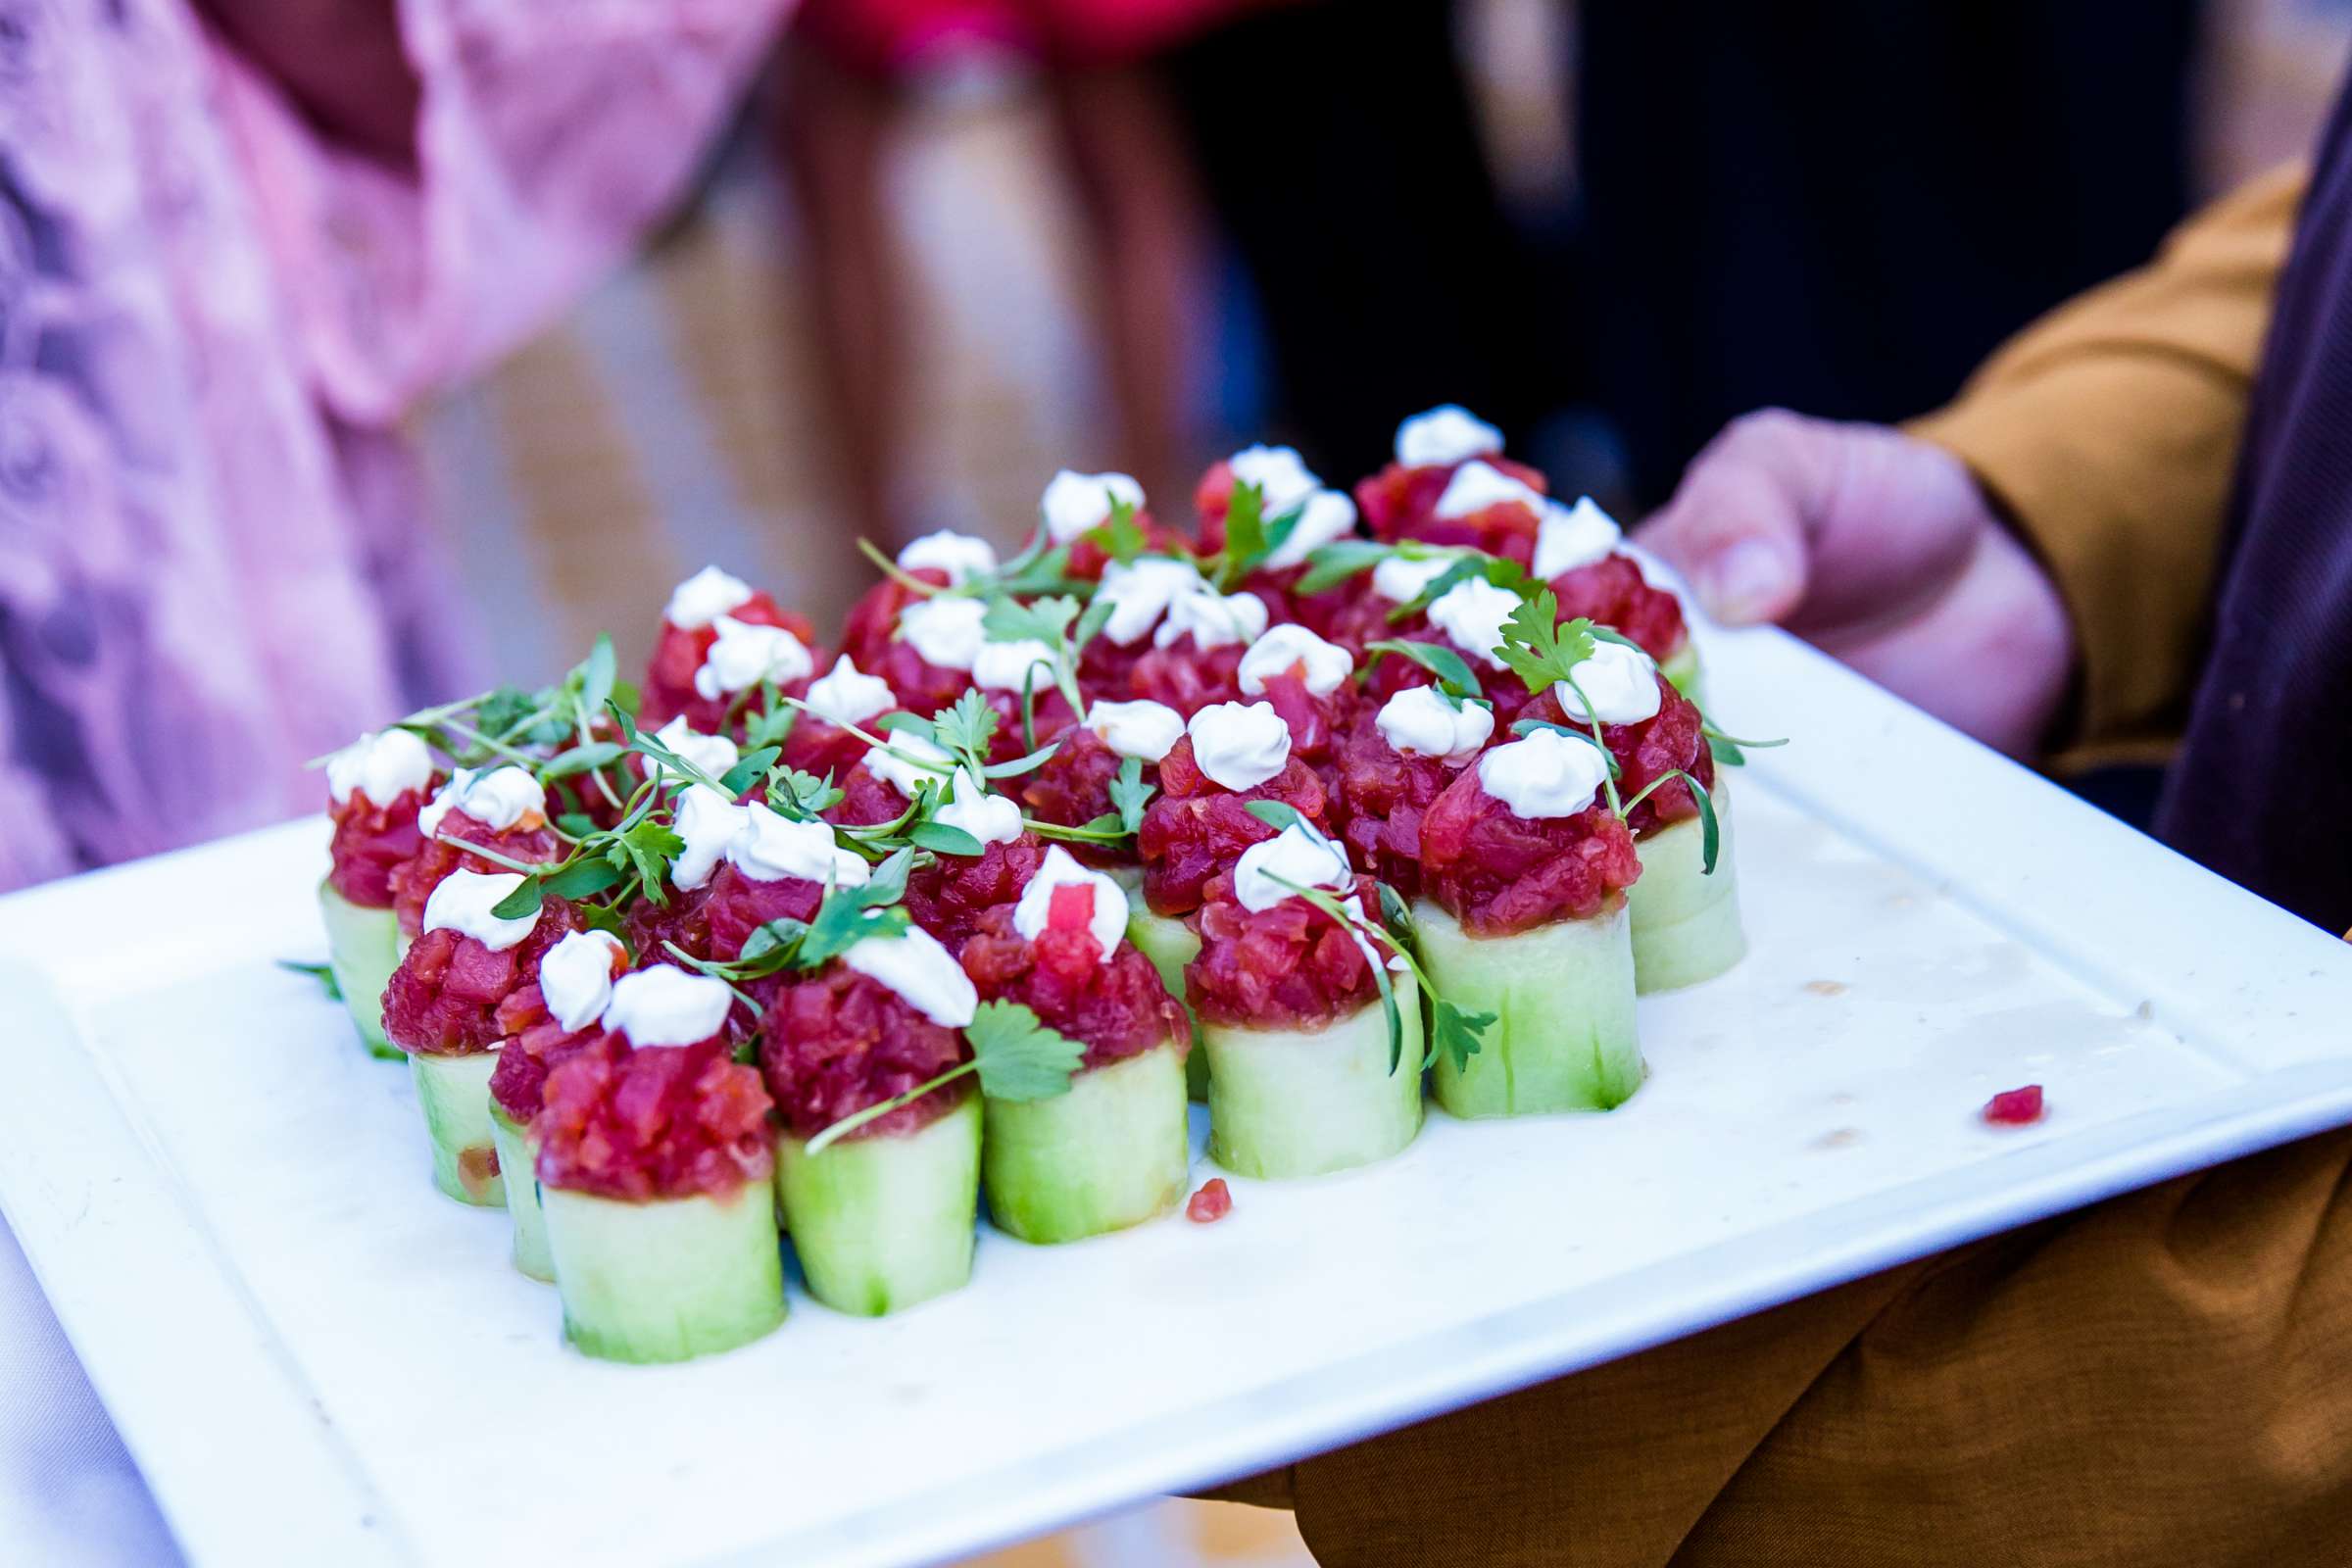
535;965;785;1363
486;928;628;1281
320;729;439;1058
960;849;1193;1243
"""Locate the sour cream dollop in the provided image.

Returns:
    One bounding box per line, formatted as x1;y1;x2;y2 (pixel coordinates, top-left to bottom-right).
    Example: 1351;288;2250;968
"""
1262;488;1359;570
935;767;1024;847
694;614;813;701
421;868;541;952
652;716;741;782
1011;846;1129;958
1187;701;1292;792
731;803;869;886
1434;460;1544;520
1041;469;1146;543
1376;687;1494;764
326;728;433;808
970;638;1058;693
419;765;547;838
1095;557;1207;646
1396;405;1503;468
664;565;755;631
670;783;750;891
1532;496;1625;579
898;595;988;671
1426;577;1523;669
896;530;999;586
1155;584;1269;651
539;930;626;1033
1553;639;1663;725
1477;728;1610;820
844;926;978;1028
804;656;896;729
862;731;954;798
1084;699;1184;761
1238;624;1353;696
1233;821;1353;912
1226;444;1320;516
602;964;734;1047
1371;553;1457;605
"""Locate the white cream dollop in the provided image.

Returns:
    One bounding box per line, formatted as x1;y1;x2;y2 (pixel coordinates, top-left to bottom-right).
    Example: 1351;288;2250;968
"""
1434;459;1544;520
419;765;547;838
970;638;1058;693
898;595;988;671
1011;846;1129;959
1371;552;1457;605
1532;496;1625;579
539;930;626;1033
670;783;750;891
1426;577;1523;669
602;964;734;1047
1396;405;1503;468
804;656;896;729
731;803;870;886
934;767;1024;847
1187;701;1292;791
421;868;542;952
1041;469;1146;543
1553;639;1663;725
652;716;741;782
664;565;754;630
862;730;954;798
1233;821;1353;912
326;728;434;808
1083;699;1185;761
1262;488;1359;570
1094;556;1206;646
1226;444;1320;516
1477;728;1611;820
843;925;978;1028
694;614;814;701
1376;687;1495;763
1238;623;1353;696
1155;583;1269;651
896;530;999;586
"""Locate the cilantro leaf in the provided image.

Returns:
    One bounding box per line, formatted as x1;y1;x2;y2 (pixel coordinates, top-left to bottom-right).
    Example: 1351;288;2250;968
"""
1218;481;1267;583
1494;590;1600;697
982;594;1079;648
1108;756;1155;834
771;766;846;816
1086;495;1146;565
966;1000;1086;1102
1432;1002;1494;1073
930;689;1000;762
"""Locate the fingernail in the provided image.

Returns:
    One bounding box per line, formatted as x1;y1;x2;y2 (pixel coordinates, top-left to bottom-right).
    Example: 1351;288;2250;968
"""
1698;539;1791;623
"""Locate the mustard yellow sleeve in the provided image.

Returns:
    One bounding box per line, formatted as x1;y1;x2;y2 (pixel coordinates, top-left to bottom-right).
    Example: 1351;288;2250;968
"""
1908;163;2305;760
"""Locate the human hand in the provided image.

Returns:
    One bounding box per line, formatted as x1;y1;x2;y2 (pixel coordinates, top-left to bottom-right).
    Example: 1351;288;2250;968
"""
1637;410;2076;758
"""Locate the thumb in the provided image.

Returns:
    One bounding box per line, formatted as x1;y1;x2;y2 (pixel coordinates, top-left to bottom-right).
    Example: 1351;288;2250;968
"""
1634;410;1835;625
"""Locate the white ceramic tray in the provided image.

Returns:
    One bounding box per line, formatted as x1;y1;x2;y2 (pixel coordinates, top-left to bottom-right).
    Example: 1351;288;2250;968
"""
5;623;2350;1568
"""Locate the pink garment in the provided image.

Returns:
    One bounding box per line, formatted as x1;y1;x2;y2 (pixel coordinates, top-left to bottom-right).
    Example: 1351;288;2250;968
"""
0;0;789;893
794;0;1263;74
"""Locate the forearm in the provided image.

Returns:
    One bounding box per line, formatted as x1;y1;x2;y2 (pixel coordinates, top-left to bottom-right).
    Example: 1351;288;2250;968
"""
1909;164;2305;758
194;0;420;168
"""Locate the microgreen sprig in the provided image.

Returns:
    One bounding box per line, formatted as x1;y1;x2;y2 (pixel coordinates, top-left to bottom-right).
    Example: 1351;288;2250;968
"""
803;999;1085;1154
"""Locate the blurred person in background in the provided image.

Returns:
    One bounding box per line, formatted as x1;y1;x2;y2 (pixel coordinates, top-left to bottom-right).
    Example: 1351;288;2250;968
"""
1217;85;2352;1568
0;0;788;896
771;0;1257;543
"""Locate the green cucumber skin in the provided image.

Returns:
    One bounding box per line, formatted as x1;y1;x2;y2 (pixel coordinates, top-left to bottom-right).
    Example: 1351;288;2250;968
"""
487;1104;555;1283
1126;907;1209;1101
984;1043;1190;1244
409;1051;508;1207
777;1093;981;1316
316;881;404;1060
541;1181;785;1364
1202;988;1423;1180
1660;641;1705;709
1418;899;1642;1117
1630;778;1746;994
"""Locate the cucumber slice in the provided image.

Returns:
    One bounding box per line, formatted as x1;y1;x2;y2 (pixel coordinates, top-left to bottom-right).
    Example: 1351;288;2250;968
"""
409;1050;507;1206
1630;776;1745;993
1417;898;1642;1117
1202;987;1423;1180
777;1092;981;1316
1660;640;1706;709
317;881;403;1060
984;1043;1190;1244
1125;907;1208;1101
540;1180;785;1363
487;1103;555;1282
